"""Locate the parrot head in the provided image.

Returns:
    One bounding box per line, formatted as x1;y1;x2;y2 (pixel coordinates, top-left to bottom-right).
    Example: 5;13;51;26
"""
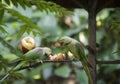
57;36;72;46
43;47;52;57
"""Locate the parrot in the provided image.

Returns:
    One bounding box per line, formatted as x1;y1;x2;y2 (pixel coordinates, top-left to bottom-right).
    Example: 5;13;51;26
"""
57;36;93;84
21;47;52;62
0;47;52;82
11;47;52;66
14;47;52;69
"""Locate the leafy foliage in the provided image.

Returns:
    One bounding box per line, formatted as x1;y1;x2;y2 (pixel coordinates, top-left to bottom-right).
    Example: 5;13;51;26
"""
0;0;120;84
0;0;72;83
96;9;120;84
0;0;72;38
0;6;88;83
3;0;72;15
7;9;42;38
54;65;71;78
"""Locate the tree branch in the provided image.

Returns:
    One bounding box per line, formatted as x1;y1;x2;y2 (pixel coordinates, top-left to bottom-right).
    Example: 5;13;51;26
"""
14;60;78;71
97;60;120;64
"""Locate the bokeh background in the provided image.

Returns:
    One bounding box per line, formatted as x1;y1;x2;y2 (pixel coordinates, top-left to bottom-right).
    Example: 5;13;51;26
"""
0;1;120;84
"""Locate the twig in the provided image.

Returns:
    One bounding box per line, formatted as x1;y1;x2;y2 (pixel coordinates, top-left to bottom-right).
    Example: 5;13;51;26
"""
0;73;9;82
0;61;20;82
15;60;78;71
97;60;120;64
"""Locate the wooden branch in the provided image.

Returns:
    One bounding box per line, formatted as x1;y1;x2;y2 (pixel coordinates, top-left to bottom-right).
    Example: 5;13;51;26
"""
14;60;78;71
13;59;120;73
97;60;120;64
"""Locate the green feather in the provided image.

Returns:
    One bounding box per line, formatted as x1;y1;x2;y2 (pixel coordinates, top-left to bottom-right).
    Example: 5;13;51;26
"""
69;40;93;84
10;47;51;67
23;47;45;61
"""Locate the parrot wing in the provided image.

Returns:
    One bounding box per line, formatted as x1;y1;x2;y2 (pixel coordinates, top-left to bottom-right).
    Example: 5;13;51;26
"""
23;48;45;61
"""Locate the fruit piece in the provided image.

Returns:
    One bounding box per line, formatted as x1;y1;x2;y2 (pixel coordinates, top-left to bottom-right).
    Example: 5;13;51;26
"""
49;53;66;61
20;36;35;53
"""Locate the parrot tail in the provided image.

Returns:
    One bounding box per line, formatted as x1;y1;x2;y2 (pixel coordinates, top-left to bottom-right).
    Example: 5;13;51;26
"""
80;60;93;84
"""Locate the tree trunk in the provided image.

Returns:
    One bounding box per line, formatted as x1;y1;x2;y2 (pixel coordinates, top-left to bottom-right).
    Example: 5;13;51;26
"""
88;11;97;84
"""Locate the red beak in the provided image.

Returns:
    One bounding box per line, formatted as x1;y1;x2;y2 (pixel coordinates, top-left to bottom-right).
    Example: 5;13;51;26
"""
46;53;53;57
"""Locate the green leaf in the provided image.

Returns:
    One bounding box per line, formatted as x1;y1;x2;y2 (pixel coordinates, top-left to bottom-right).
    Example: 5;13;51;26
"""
33;1;73;16
7;9;43;37
7;9;41;29
0;9;4;23
23;0;31;7
0;26;8;33
18;0;26;9
11;72;23;79
54;65;71;78
11;0;18;7
0;55;8;71
4;0;72;16
0;4;5;24
17;26;26;38
75;69;88;84
0;80;8;84
4;0;11;6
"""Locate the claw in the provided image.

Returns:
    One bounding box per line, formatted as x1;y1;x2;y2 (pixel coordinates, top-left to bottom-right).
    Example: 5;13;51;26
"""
27;63;32;70
40;60;43;64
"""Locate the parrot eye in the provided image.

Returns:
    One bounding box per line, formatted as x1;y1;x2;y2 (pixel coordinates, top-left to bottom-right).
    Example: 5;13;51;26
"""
60;42;65;46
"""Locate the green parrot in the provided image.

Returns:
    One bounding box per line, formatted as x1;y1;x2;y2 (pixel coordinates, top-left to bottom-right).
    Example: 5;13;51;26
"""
0;47;52;82
10;47;52;66
57;36;93;84
21;47;52;62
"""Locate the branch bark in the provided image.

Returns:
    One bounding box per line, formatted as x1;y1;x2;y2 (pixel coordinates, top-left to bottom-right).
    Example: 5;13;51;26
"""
13;59;120;72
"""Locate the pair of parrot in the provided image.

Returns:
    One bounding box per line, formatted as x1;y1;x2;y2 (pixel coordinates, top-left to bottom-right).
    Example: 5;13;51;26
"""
16;36;93;84
2;36;92;84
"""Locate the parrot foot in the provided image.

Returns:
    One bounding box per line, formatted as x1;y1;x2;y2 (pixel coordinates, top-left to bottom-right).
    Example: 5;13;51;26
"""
28;63;32;70
87;62;93;68
40;60;43;64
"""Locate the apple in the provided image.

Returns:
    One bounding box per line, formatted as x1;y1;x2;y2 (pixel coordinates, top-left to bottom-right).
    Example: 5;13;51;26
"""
20;36;36;53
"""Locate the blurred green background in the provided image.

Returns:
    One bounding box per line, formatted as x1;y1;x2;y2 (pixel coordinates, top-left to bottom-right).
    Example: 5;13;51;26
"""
0;1;120;84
